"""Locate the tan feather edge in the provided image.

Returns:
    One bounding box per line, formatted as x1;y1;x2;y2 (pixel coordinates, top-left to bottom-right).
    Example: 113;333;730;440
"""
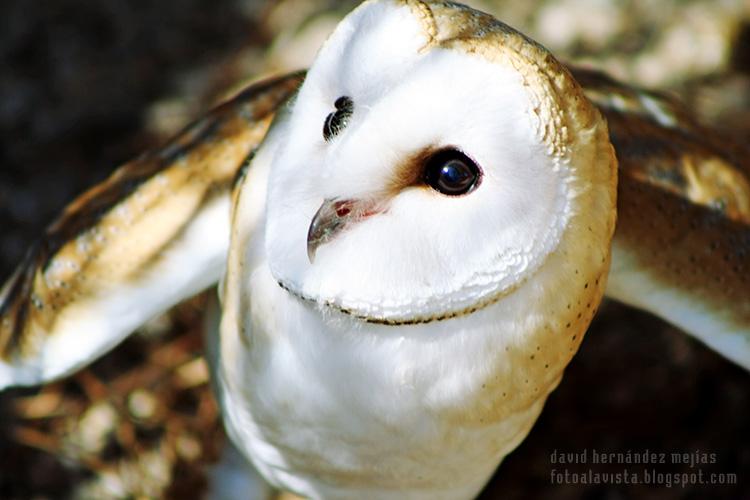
576;68;750;367
0;72;305;362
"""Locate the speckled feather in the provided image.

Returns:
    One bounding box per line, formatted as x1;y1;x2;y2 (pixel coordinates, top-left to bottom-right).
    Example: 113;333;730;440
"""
575;67;750;366
575;67;750;221
217;3;616;497
0;72;303;365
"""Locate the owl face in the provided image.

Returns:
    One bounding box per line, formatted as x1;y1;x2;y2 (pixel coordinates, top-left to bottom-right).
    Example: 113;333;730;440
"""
265;0;616;324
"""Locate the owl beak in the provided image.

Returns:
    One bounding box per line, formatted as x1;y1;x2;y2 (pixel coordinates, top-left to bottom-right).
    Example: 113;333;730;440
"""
307;198;380;263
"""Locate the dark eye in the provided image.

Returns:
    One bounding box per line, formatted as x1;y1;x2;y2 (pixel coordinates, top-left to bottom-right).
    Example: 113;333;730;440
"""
323;96;354;141
423;149;482;196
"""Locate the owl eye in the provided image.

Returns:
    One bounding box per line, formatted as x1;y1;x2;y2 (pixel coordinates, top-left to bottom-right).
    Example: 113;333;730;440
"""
323;96;354;141
423;149;482;196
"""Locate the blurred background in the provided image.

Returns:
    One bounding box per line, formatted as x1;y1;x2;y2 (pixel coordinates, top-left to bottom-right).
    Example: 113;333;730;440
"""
0;0;749;498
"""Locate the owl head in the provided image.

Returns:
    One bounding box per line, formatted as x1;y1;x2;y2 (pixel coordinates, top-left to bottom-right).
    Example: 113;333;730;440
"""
264;0;617;326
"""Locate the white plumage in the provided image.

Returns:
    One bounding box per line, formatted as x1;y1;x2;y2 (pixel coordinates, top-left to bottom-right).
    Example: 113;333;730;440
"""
216;1;614;497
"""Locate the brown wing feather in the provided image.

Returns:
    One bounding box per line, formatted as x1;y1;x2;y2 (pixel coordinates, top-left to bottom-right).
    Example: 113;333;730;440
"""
0;72;304;386
575;67;750;369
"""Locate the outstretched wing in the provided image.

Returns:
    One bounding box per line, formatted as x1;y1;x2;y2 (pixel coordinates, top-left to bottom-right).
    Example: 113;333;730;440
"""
574;68;750;370
0;72;305;388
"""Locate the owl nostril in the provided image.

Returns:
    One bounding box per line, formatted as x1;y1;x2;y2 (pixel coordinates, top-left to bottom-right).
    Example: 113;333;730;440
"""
334;200;354;217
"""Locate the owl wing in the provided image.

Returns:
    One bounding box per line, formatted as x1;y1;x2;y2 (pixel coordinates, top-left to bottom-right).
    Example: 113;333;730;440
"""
574;68;750;370
0;72;304;389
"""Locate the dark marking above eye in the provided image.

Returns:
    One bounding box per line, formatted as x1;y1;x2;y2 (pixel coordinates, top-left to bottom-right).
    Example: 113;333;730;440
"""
323;96;354;141
423;148;482;196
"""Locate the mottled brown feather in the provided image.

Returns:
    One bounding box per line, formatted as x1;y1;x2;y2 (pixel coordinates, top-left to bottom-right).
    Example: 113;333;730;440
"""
0;72;304;360
615;175;750;321
576;67;750;360
575;67;750;222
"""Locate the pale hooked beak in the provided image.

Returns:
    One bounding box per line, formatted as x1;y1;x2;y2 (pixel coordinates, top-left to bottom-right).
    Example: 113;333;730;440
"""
306;198;382;263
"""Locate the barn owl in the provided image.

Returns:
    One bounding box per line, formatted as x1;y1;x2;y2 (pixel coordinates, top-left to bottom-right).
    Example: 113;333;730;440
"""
1;0;749;499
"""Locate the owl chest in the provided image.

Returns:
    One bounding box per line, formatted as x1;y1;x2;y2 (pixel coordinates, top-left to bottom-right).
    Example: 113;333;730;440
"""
214;261;547;499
